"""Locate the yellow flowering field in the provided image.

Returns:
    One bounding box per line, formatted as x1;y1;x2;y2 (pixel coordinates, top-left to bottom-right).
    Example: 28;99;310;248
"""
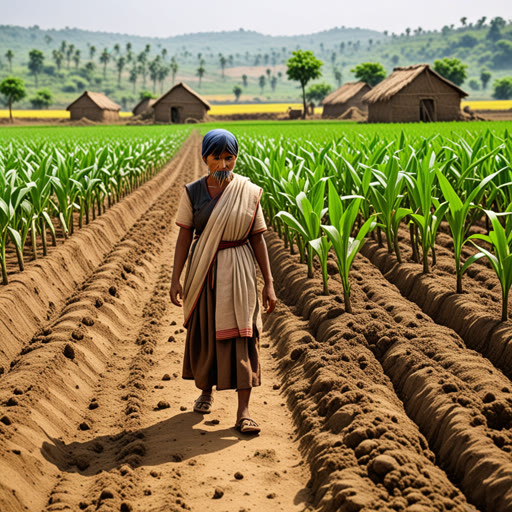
0;110;132;118
461;100;512;110
1;100;510;120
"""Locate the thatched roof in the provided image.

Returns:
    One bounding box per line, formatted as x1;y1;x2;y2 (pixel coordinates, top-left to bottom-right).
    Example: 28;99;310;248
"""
132;97;157;114
322;82;371;105
362;64;468;104
66;91;121;111
153;82;211;110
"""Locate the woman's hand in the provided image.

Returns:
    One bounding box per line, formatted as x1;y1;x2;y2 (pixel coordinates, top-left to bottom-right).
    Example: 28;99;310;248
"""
262;282;277;314
170;280;183;307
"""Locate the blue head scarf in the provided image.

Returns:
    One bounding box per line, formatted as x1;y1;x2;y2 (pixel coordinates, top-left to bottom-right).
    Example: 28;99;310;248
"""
201;129;239;159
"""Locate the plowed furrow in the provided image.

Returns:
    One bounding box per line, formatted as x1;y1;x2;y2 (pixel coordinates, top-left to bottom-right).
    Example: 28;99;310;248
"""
0;133;200;512
361;230;512;381
264;232;475;512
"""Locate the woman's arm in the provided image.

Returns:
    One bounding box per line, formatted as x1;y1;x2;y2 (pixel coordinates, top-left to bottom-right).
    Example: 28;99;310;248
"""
170;227;194;306
250;232;277;314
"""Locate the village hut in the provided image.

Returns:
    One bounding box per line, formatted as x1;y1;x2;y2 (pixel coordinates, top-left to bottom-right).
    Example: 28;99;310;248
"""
132;97;157;116
361;64;468;123
321;82;372;118
152;82;210;123
66;91;121;122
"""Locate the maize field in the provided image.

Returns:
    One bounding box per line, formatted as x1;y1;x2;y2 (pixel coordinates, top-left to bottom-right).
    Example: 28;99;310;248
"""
0;121;511;512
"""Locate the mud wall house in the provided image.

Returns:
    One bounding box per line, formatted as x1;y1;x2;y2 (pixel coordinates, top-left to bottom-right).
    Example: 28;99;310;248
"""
66;91;121;122
321;82;372;118
152;82;210;123
132;98;157;116
361;64;468;123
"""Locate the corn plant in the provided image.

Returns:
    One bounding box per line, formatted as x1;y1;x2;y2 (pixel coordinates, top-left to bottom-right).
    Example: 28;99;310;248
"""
321;180;377;313
463;208;512;321
276;178;329;277
437;168;504;292
309;235;332;295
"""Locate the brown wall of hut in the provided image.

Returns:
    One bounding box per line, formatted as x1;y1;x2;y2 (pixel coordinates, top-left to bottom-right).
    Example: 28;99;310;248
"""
154;87;208;123
367;71;462;123
322;90;369;118
69;96;119;122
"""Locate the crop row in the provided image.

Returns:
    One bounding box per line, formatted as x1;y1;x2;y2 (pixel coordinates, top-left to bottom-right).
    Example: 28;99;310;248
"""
236;127;512;320
0;127;190;284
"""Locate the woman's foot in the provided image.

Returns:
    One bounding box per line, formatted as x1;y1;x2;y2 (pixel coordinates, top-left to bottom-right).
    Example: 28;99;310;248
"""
193;392;214;414
234;417;261;434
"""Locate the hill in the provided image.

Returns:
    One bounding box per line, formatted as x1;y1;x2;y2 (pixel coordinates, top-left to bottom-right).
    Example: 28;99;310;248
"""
0;18;511;109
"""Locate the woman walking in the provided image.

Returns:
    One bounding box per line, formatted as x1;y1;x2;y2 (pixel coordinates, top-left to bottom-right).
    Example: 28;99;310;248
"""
170;129;276;434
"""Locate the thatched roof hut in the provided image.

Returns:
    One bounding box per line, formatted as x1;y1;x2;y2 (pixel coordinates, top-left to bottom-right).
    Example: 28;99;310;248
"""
66;91;121;122
153;82;210;123
132;97;157;116
322;82;371;118
361;64;468;123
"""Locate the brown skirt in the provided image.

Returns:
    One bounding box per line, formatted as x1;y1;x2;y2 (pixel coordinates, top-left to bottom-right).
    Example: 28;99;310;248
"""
182;267;261;391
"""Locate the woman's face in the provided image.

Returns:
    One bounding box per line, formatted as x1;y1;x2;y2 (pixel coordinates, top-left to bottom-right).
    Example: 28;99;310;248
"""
203;150;237;185
203;150;237;173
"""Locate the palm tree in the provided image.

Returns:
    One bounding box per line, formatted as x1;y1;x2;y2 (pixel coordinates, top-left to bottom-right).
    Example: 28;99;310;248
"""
89;45;96;60
73;49;81;69
5;49;14;73
258;75;266;94
170;57;178;85
196;64;205;88
28;49;44;87
242;74;248;87
137;52;148;89
99;48;110;79
116;56;126;87
66;43;75;69
219;54;227;80
157;64;170;93
161;48;167;60
113;43;120;57
52;49;63;70
126;42;132;53
129;65;138;93
148;56;161;93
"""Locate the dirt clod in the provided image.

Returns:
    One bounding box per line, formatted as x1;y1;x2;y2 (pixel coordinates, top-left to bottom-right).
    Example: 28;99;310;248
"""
213;488;224;499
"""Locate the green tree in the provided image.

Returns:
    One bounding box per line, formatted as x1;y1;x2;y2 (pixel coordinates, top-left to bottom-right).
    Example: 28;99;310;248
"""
270;75;277;92
99;48;110;79
129;66;138;93
468;79;480;91
305;82;332;105
116;56;126;87
233;85;242;101
196;64;205;88
89;45;96;60
73;49;81;69
480;69;492;90
84;61;95;82
5;50;13;73
148;56;161;93
487;16;506;42
493;77;512;99
170;57;178;85
0;77;26;123
286;49;323;119
29;88;53;109
242;74;248;87
333;68;342;87
52;49;63;71
28;49;44;87
219;54;227;80
258;75;266;94
351;62;386;87
433;57;468;86
140;90;157;100
65;43;75;69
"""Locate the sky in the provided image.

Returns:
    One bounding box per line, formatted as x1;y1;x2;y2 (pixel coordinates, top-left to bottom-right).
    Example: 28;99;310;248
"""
1;0;510;38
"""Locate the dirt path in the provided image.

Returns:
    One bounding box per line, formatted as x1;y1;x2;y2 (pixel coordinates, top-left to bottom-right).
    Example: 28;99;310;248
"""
0;131;312;512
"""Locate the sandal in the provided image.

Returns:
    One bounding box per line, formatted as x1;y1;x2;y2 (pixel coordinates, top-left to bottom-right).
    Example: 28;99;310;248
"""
193;394;214;414
234;417;261;434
